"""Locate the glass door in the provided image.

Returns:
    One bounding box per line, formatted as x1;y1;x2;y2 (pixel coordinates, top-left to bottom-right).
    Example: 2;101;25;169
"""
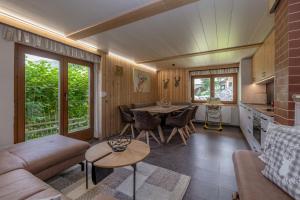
15;44;94;143
63;58;94;140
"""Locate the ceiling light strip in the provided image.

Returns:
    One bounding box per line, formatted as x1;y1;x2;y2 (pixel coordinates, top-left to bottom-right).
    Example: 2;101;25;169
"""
108;52;157;72
0;9;100;53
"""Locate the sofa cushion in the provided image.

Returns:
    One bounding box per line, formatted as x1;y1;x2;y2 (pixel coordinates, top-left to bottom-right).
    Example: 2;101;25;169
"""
261;124;300;200
0;169;62;200
0;150;26;175
233;150;292;200
7;135;90;174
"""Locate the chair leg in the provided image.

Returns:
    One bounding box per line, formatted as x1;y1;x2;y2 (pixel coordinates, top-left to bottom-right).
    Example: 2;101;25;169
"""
120;123;130;135
184;125;191;137
130;123;135;138
145;131;150;145
178;128;187;145
157;125;165;143
186;125;192;135
167;128;178;143
136;130;145;140
149;131;161;144
190;120;196;132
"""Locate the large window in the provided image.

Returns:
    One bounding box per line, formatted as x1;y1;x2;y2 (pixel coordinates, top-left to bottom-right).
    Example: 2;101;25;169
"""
192;74;237;103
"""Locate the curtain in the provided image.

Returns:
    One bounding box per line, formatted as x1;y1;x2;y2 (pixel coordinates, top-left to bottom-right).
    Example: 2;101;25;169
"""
190;67;239;76
0;24;101;63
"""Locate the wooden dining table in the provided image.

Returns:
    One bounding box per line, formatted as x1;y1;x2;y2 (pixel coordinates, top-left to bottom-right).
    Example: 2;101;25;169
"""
131;105;189;143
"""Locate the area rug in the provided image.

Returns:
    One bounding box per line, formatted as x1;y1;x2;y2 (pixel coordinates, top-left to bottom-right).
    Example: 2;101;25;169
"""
47;162;190;200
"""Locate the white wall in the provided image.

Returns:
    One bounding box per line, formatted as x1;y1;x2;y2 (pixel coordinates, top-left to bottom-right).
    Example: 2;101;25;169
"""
195;105;240;126
0;27;15;149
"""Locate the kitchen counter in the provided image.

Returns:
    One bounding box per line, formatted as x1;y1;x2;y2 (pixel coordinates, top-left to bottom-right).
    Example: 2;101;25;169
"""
242;103;274;117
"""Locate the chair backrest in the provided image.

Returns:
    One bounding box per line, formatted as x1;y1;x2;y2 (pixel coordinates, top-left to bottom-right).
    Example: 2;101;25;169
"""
191;106;199;119
167;108;191;128
119;105;133;123
133;111;159;130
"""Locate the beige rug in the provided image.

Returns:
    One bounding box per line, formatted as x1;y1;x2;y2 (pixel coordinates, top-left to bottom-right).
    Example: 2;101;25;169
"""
48;162;190;200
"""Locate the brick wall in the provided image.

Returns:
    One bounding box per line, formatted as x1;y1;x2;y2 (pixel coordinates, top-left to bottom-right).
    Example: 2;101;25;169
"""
274;0;300;125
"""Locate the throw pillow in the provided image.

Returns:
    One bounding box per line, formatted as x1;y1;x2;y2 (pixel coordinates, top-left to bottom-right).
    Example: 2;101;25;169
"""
261;123;300;200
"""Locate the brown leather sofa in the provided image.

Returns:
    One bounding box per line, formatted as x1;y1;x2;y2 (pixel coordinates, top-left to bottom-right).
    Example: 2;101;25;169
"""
233;150;293;200
0;135;90;200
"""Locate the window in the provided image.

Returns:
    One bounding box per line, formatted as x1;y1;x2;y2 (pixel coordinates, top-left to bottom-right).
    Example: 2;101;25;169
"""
192;74;237;103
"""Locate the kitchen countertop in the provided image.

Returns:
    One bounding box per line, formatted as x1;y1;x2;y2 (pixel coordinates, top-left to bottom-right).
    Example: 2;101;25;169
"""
241;103;275;117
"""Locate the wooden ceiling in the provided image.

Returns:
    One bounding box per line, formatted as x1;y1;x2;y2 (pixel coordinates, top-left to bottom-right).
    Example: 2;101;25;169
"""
0;0;274;69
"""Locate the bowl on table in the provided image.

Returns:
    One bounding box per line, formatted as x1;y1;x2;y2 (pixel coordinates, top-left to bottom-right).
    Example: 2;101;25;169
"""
107;135;132;152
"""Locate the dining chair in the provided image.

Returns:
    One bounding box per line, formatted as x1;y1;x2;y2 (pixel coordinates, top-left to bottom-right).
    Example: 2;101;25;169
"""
166;109;191;145
133;111;161;145
189;106;198;132
119;105;135;138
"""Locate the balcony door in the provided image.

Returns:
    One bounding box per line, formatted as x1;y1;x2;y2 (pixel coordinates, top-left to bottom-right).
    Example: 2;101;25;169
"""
15;44;94;142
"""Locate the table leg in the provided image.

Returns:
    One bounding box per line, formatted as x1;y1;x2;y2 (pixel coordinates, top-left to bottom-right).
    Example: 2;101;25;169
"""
132;164;137;200
86;161;88;189
158;125;165;143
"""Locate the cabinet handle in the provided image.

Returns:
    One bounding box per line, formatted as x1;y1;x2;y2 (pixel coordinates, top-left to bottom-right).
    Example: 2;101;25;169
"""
247;109;251;112
262;72;266;77
248;116;251;120
261;128;267;132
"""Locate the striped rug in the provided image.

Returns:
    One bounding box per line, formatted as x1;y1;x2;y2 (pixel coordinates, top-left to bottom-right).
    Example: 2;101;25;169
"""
47;162;190;200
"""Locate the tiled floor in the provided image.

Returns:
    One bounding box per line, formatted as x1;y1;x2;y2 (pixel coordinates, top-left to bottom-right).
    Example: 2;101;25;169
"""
143;124;249;200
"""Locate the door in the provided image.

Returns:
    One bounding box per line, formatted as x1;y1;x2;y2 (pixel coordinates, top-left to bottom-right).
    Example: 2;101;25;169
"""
63;58;94;140
15;44;94;143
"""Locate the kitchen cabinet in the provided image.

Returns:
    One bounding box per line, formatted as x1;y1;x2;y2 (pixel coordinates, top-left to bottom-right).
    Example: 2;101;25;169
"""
252;31;275;83
260;113;274;146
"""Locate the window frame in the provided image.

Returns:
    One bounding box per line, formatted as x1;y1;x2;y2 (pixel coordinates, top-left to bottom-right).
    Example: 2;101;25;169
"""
191;73;237;104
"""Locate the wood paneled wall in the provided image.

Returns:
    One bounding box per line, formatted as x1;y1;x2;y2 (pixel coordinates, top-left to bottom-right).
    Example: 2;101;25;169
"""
157;69;189;103
100;54;158;138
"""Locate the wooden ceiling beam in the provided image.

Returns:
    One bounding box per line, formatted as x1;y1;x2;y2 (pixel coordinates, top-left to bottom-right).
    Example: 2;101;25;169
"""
67;0;200;40
136;43;263;64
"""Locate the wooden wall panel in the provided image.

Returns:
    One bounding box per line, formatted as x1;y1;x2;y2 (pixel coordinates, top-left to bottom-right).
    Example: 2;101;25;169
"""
157;69;189;103
100;54;158;138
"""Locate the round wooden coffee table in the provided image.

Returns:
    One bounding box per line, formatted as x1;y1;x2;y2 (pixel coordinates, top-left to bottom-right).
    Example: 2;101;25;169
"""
85;140;150;200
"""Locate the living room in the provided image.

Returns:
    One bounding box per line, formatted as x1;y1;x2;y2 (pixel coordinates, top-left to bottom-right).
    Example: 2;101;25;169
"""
0;0;300;200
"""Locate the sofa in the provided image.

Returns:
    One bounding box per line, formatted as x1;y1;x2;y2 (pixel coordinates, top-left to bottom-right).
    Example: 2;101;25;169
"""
0;135;90;200
233;150;293;200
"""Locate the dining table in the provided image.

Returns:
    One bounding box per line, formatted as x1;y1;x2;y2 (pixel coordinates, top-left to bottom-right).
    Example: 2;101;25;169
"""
131;105;190;143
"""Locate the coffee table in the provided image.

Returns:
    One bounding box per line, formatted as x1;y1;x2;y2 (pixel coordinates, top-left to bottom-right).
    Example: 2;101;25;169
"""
85;140;150;200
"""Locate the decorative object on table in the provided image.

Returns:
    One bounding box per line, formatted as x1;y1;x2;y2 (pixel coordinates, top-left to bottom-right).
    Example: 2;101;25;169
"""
157;97;171;108
114;65;123;76
107;135;132;152
163;78;169;89
133;68;151;93
48;162;190;200
204;97;223;131
174;76;181;87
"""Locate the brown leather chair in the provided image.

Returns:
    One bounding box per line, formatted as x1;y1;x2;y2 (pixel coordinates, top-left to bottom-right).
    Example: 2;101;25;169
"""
133;111;161;145
119;105;135;138
166;109;191;145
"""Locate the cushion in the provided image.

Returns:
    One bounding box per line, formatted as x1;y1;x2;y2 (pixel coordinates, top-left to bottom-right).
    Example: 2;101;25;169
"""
232;150;292;200
7;135;90;174
0;150;26;175
261;123;300;199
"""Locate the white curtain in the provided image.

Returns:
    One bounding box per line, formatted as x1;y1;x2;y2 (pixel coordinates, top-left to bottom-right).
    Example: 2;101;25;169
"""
1;24;101;63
